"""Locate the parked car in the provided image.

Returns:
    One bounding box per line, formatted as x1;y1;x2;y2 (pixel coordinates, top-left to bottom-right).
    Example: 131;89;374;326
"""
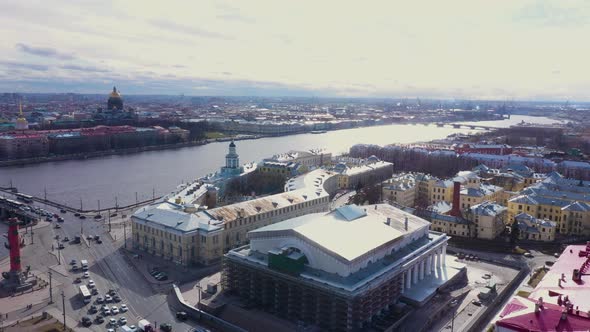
95;316;105;324
120;304;128;312
109;318;117;326
57;243;65;249
74;212;80;217
79;215;86;219
91;288;99;295
119;316;127;325
63;237;70;242
524;252;534;258
105;295;112;302
88;280;95;288
472;299;482;306
97;239;103;244
74;277;82;284
176;311;188;320
83;272;90;278
96;296;104;304
111;306;119;314
60;209;67;213
113;295;121;302
89;305;97;314
81;316;92;327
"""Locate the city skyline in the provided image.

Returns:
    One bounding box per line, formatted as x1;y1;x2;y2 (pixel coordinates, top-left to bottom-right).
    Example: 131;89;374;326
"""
2;1;590;100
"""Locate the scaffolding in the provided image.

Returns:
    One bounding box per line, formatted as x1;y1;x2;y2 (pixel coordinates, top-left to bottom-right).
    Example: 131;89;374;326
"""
223;257;404;331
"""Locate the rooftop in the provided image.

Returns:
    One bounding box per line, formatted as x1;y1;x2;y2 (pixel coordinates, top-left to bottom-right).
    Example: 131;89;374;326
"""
529;244;590;311
470;201;506;216
250;204;429;262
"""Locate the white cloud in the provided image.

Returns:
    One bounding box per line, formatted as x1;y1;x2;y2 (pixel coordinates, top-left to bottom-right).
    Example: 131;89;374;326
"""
1;0;590;100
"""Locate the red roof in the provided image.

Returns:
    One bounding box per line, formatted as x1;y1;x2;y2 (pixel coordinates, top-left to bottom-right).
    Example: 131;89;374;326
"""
496;297;590;332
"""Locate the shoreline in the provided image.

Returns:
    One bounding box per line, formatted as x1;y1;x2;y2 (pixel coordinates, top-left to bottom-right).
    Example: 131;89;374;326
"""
0;116;533;168
0;134;264;168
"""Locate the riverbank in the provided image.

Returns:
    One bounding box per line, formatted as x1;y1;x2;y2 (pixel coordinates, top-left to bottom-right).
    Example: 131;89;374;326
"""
0;118;489;167
0;134;262;167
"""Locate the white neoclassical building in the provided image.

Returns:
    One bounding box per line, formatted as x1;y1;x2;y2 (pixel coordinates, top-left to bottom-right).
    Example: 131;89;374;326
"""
223;204;465;331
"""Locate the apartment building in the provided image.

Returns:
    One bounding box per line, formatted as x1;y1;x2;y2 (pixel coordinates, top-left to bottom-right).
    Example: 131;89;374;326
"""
468;201;507;240
514;213;557;242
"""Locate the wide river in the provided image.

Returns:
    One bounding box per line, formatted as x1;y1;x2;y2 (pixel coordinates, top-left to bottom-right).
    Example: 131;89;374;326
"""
0;115;560;209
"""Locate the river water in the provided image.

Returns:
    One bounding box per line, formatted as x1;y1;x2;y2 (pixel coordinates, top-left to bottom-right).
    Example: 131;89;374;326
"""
0;115;560;209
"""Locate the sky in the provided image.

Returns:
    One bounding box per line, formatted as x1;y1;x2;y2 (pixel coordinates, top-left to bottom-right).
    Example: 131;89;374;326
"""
1;0;590;100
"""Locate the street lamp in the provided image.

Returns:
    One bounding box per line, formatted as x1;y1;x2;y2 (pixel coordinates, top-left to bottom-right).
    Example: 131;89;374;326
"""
450;299;458;332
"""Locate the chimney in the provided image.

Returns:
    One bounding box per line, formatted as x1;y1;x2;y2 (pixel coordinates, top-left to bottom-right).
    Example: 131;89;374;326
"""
385;217;391;226
535;302;540;313
450;181;462;217
405;216;409;231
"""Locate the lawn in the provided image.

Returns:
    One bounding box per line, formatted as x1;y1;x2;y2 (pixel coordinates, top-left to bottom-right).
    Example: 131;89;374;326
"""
204;132;227;139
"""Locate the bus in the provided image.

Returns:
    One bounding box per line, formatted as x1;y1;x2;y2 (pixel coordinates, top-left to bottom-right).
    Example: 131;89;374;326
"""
15;193;33;203
79;285;91;303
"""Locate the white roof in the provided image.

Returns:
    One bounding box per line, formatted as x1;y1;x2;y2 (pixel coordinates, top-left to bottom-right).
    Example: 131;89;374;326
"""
251;204;429;262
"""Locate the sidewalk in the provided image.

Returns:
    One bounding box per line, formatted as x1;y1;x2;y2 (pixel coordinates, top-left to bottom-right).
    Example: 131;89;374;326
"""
0;289;52;324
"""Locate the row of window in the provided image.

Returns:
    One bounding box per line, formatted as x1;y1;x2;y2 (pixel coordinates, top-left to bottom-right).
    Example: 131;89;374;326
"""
225;197;327;229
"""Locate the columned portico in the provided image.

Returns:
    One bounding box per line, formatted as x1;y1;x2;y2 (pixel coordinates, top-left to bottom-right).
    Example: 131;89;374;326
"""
419;260;425;280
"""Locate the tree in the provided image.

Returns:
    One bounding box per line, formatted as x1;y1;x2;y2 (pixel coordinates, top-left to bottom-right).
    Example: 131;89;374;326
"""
510;220;520;245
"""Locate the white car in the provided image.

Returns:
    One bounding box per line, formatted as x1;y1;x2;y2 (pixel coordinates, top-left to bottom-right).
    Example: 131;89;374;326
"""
111;306;119;314
109;318;117;326
87;280;95;288
105;295;112;302
119;316;127;325
83;272;90;278
102;305;110;315
107;330;115;332
120;304;128;312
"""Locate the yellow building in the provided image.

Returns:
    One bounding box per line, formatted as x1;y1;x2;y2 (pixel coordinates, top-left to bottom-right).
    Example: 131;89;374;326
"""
514;213;556;242
333;159;394;190
459;183;504;210
382;174;417;207
430;180;454;205
507;195;590;236
132;169;338;265
430;213;473;238
467;201;507;240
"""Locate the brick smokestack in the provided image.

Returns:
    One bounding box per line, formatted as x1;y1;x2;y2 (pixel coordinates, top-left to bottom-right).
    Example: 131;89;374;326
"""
450;181;462;217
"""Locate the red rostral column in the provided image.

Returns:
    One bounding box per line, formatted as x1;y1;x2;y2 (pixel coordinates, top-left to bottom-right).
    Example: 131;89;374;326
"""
450;181;462;217
7;218;22;272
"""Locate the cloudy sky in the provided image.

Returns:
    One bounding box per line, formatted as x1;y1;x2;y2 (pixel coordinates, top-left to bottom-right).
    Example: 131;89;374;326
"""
1;0;590;100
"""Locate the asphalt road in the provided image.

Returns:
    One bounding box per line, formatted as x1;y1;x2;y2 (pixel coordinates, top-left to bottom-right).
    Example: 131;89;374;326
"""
15;196;209;332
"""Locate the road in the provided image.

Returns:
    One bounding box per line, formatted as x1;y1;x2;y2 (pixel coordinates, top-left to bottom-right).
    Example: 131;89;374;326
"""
8;193;210;332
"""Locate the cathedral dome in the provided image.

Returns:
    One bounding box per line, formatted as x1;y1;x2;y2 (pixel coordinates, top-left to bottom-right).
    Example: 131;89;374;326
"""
107;86;124;110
